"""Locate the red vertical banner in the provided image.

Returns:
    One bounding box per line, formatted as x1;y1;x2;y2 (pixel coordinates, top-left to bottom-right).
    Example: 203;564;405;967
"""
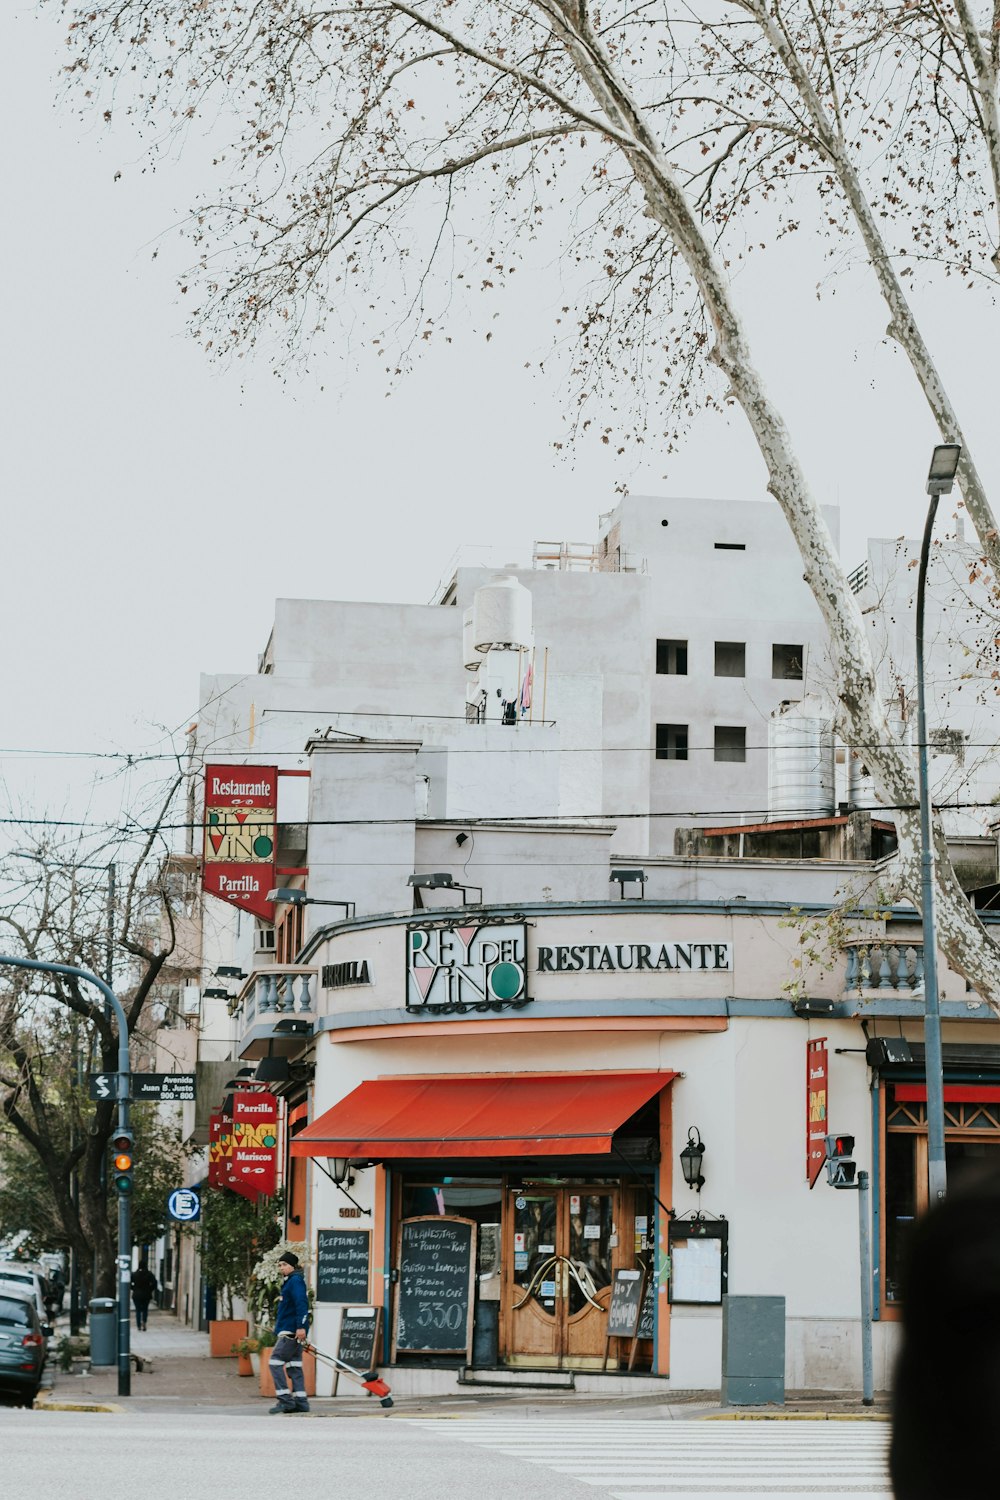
807;1038;829;1188
201;764;278;922
208;1111;224;1188
229;1091;279;1201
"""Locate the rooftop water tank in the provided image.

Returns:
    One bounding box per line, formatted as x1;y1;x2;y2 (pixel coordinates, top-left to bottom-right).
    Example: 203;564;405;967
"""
768;697;836;818
472;575;532;654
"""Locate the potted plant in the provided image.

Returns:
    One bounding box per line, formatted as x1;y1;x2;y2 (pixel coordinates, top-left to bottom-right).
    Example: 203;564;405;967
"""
200;1189;281;1357
232;1334;260;1377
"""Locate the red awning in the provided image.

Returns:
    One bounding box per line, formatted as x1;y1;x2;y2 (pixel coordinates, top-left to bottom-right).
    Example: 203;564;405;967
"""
290;1071;676;1160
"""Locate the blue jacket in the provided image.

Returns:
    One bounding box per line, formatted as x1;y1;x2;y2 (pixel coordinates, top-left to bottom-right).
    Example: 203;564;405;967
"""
274;1271;310;1337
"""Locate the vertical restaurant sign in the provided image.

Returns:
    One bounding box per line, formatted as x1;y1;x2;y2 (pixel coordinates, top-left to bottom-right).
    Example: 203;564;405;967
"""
207;1111;225;1189
228;1091;279;1201
806;1038;829;1189
202;764;277;922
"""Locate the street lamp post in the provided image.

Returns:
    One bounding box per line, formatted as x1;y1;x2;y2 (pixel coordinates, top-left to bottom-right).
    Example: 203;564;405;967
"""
0;954;132;1396
916;442;962;1205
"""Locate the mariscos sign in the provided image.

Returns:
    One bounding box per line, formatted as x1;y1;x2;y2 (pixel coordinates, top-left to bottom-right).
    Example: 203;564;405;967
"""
201;763;277;921
407;923;529;1011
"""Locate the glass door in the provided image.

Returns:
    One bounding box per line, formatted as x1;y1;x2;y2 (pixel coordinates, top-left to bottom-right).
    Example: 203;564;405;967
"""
504;1185;620;1368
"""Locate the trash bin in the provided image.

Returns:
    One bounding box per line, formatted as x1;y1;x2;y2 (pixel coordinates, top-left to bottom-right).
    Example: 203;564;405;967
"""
88;1298;117;1367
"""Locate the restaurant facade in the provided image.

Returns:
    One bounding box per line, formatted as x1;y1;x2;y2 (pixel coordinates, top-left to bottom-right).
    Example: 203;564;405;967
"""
228;893;1000;1396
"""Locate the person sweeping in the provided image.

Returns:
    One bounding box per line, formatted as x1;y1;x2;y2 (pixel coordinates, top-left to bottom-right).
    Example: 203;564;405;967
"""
268;1252;310;1414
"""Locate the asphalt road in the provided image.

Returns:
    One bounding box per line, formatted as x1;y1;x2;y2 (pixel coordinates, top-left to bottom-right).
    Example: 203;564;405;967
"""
0;1411;892;1500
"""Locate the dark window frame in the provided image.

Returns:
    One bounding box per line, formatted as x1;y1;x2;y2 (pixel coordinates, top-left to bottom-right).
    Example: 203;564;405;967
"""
656;723;689;761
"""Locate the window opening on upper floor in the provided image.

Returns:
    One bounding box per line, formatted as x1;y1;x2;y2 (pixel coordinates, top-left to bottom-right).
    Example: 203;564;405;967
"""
773;643;804;680
714;542;746;550
656;723;689;761
656;639;688;675
714;725;747;763
715;641;746;678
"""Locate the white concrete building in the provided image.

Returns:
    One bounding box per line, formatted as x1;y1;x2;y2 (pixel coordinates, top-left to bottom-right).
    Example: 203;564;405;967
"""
166;494;1000;1392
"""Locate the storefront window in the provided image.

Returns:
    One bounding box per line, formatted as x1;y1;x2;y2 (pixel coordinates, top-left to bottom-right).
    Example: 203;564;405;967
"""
884;1132;915;1304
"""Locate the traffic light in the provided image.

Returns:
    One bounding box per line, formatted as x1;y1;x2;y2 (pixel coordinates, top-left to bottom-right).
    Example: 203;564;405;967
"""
111;1128;134;1196
824;1134;857;1188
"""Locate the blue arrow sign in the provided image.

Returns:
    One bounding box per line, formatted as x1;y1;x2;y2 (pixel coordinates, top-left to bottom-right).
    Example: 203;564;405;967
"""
167;1188;201;1222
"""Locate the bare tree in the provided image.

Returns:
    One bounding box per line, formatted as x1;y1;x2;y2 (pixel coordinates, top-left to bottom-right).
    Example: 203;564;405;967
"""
0;773;183;1295
57;0;1000;1008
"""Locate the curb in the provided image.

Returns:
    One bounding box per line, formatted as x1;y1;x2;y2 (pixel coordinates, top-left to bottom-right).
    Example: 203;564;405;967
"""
34;1391;125;1415
706;1411;889;1422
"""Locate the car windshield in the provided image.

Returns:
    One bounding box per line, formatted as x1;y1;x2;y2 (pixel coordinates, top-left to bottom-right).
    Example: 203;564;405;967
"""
0;1297;31;1327
0;1271;31;1284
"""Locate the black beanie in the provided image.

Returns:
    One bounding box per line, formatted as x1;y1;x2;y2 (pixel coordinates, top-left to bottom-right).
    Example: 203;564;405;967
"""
278;1252;300;1269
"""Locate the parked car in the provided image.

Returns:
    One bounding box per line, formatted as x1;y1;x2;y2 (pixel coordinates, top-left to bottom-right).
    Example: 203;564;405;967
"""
0;1266;47;1324
0;1288;51;1407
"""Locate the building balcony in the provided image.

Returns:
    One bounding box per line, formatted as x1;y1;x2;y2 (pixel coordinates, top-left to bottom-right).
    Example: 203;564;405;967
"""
231;964;318;1031
843;941;924;996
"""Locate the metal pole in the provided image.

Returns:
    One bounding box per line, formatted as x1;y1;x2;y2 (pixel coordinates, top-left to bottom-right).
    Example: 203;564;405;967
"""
0;954;131;1396
105;863;116;988
915;494;948;1204
857;1170;874;1406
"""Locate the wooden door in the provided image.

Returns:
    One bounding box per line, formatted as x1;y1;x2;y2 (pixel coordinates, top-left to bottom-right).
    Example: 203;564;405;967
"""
563;1188;616;1366
503;1185;619;1369
506;1187;563;1366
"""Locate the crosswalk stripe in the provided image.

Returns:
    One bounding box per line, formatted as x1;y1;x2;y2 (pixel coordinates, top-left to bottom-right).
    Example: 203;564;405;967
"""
407;1417;891;1496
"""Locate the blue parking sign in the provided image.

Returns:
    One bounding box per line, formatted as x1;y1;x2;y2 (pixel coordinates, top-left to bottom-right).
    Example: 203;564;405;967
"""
167;1188;201;1222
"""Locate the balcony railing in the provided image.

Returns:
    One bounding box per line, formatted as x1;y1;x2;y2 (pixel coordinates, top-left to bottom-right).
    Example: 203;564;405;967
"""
843;942;924;995
230;965;318;1028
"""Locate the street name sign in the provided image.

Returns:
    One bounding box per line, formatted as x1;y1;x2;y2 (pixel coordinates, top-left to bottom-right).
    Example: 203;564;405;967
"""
133;1073;197;1102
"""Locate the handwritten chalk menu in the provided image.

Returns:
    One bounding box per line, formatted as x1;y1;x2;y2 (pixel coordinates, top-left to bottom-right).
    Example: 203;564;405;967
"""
337;1306;381;1372
606;1269;645;1338
316;1229;371;1304
393;1216;476;1357
636;1279;655;1341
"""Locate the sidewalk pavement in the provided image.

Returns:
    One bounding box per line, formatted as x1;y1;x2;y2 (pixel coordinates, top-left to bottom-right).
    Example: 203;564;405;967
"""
36;1308;890;1419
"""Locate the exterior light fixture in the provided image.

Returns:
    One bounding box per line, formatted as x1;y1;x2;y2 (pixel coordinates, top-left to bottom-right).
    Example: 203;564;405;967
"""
926;443;962;495
679;1127;706;1191
215;966;247;980
256;1055;291;1084
273;1018;312;1036
610;868;647;900
266;888;356;919
316;1154;371;1216
407;872;483;907
202;987;230;1000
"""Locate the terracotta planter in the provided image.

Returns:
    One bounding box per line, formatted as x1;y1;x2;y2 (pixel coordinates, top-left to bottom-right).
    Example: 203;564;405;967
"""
209;1318;249;1358
236;1352;254;1377
259;1347;316;1398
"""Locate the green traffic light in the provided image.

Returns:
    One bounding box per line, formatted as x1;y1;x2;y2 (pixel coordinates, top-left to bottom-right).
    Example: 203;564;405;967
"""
115;1175;133;1196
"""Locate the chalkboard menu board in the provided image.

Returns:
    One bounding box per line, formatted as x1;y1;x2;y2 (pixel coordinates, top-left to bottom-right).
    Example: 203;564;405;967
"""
393;1216;476;1357
606;1269;645;1337
337;1306;381;1372
316;1229;371;1304
636;1279;655;1342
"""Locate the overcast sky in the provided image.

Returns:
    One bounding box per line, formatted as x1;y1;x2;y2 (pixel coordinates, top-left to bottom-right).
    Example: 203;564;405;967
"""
3;3;998;825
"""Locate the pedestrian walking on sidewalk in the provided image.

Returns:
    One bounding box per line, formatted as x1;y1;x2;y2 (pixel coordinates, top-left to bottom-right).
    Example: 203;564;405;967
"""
268;1252;310;1414
131;1263;158;1332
